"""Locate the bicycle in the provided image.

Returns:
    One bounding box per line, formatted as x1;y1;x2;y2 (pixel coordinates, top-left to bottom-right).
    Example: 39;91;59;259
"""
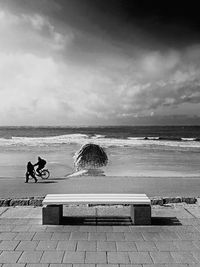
28;169;50;180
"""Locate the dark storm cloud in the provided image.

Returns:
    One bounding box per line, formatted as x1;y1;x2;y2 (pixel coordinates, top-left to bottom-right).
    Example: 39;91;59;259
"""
1;0;200;125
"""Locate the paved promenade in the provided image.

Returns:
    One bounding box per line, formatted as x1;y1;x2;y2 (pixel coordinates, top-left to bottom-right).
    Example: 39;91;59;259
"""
0;203;200;266
1;176;200;198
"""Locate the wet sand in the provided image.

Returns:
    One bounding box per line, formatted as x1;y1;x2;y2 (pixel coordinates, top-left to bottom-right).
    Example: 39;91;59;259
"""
0;144;200;198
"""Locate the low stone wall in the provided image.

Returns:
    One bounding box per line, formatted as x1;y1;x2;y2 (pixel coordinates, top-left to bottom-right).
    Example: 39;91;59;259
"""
0;196;198;207
150;196;197;205
0;197;45;207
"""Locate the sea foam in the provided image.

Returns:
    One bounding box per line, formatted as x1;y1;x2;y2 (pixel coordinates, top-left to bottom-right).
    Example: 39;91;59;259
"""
0;133;200;149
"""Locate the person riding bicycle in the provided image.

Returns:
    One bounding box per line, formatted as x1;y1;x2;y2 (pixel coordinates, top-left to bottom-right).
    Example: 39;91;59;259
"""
34;156;46;176
25;161;38;183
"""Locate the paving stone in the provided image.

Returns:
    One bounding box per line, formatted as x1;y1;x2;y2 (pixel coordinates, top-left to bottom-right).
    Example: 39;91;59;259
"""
124;232;144;241
112;226;130;232
28;219;42;225
96;226;113;232
40;251;64;263
97;241;116;251
0;240;19;250
12;225;31;232
36;240;58;250
179;219;200;225
0;219;16;225
142;232;163;241
128;252;152;264
159;232;180;240
116;241;137;252
15;241;38;251
18;251;43;263
192;241;200;249
0;207;8;215
107;252;130;264
26;264;49;267
85;252;107;264
144;265;188;267
62;252;85;264
51;233;70;240
49;264;72;267
185;207;200;218
152;207;194;219
73;265;94;267
177;232;200;240
171;251;199;263
33;232;53;240
129;226;161;232
88;233;106;241
45;226;64;232
135;241;158;251
28;225;47;232
56;241;77;251
164;225;199;233
45;225;67;233
192;251;200;262
61;226;80;232
2;264;25;267
77;241;96;251
79;226;97;232
154;241;179;251
150;251;176;263
0;233;17;240
97;265;118;267
69;232;88;241
14;232;35;241
0;207;41;219
13;219;32;225
173;241;200;250
106;233;125;241
0;225;15;232
0;251;22;263
119;265;142;267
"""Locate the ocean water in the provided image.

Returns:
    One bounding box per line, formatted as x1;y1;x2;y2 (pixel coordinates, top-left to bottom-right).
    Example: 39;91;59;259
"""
0;126;200;178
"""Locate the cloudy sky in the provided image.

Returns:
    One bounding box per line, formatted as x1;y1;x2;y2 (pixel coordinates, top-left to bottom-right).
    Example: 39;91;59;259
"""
1;0;200;126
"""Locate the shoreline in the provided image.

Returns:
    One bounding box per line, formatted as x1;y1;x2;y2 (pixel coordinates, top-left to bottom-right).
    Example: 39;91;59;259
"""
0;195;198;207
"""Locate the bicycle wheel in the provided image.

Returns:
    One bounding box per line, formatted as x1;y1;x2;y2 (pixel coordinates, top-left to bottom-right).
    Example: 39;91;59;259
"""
41;169;50;179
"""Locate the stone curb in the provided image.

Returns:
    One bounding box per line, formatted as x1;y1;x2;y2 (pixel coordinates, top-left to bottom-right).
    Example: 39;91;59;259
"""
0;196;198;207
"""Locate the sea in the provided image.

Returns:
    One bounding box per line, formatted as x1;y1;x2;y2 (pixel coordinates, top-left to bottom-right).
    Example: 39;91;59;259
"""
0;126;200;178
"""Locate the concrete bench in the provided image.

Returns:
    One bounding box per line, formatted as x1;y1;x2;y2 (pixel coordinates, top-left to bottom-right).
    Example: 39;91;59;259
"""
42;193;151;225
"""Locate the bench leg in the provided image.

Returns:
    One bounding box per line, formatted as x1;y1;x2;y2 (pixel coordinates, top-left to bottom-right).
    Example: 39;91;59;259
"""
130;205;151;225
42;205;63;225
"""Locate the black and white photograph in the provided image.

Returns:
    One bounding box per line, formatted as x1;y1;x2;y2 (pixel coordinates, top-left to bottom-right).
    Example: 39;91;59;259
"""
0;0;200;265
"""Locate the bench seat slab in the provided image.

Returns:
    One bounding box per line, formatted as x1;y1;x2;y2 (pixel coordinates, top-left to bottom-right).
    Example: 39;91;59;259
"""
43;205;63;225
130;204;151;225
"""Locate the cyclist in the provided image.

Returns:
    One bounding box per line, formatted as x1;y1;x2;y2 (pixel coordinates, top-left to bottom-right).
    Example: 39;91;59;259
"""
34;156;47;176
25;161;38;183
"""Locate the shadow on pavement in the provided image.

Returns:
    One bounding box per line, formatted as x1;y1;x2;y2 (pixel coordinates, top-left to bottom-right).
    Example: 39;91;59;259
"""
151;216;181;225
39;181;58;184
61;216;181;226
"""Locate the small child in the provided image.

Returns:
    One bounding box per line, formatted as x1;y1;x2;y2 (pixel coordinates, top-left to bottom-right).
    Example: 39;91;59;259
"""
25;161;38;183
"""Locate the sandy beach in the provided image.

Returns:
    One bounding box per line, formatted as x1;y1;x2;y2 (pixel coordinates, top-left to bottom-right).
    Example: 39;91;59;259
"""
0;141;200;199
1;143;200;179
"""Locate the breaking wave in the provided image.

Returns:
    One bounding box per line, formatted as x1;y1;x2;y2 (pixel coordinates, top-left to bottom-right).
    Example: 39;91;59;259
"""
0;133;200;149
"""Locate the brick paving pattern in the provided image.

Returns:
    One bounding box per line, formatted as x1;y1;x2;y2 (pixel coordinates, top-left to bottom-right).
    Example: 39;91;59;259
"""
0;204;199;265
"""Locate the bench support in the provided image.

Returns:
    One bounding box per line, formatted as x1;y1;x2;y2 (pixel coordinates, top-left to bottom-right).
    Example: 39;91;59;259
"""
130;205;151;225
43;205;63;225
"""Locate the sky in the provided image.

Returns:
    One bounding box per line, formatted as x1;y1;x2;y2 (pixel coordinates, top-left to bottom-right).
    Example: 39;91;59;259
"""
0;0;200;126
